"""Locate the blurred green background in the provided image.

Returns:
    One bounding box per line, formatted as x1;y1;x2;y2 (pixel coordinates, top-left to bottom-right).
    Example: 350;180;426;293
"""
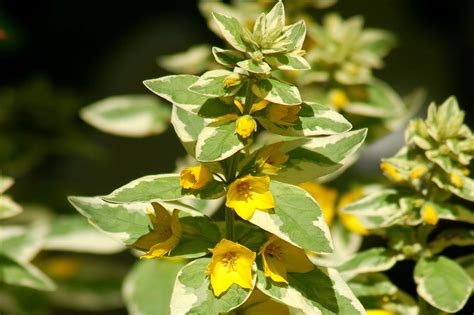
1;0;473;314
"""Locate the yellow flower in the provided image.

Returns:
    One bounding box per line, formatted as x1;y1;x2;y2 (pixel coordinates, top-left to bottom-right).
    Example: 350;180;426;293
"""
266;104;300;126
337;188;368;235
380;161;403;183
226;175;275;220
236;115;257;139
207;239;256;296
410;165;428;179
133;203;182;259
422;204;438;225
450;173;464;187
299;182;337;225
180;165;212;190
260;235;314;284
328;89;349;110
256;143;289;175
233;289;289;315
366;310;395;315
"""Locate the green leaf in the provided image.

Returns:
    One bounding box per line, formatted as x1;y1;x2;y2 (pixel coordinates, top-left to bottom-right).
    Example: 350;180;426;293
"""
432;173;474;202
212;47;245;67
189;70;239;98
257;264;364;315
212;12;250;52
104;174;225;203
253;77;302;105
0;195;22;219
257;102;352;137
237;59;271;74
171;105;207;156
158;44;213;75
0;175;14;194
170;258;255;314
0;254;55;291
79;95;171;137
414;256;472;313
123;259;186;315
264;0;285;40
143;75;208;113
341;189;408;229
0;223;48;262
428;228;474;255
274;129;367;184
43;215;125;254
282;20;306;51
338;248;401;280
265;53;310;71
249;181;333;253
196;121;244;162
68;196;150;246
348;273;398;297
430;201;474;223
343;79;405;118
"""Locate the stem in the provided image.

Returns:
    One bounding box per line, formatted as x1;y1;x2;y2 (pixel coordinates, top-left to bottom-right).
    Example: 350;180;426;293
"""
224;78;255;241
225;207;234;241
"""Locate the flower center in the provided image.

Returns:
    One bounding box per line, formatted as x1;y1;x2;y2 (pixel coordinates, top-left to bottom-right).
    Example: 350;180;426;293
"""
266;244;283;259
158;226;172;239
222;252;238;270
237;182;252;198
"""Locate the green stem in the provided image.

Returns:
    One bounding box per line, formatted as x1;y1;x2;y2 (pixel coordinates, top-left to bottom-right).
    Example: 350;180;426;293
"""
225;207;234;241
224;78;255;241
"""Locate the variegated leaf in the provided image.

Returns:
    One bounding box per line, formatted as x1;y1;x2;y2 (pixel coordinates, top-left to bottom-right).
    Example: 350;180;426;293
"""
196;121;244;162
170;258;255;314
171;105;207;157
249;181;333;253
257;102;352;137
252;77;302;105
265;53;310;71
189;69;239;98
44;215;125;254
282;20;306;51
144;75;208;113
0;254;55;291
414;256;472;313
0;195;22;219
257;264;364;315
158;44;213;75
80;95;171;137
0;175;14;194
274;129;367;184
211;47;244;67
123;259;186;315
0;222;48;263
237;59;271;74
212;12;250;52
338;248;401;280
104;174;225;203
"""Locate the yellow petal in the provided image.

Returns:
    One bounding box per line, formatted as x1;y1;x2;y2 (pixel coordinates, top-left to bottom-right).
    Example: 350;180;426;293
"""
410;165;428;179
171;209;182;236
263;252;288;284
380;161;403;183
208;239;256;296
180;165;212;190
140;235;179;259
248;191;275;211
238;290;289;315
299;182;337;225
339;213;368;235
250;99;269;114
328;89;349;109
151;202;171;227
227;200;256;220
422;204;438;225
236;115;257;139
233;99;245;114
450;173;464;187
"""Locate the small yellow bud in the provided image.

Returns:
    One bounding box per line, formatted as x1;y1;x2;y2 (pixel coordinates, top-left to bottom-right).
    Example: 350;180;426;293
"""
235;115;256;139
422;204;439;225
410;165;428;179
180;165;213;190
450;173;464;187
328;89;349;110
462;168;470;176
223;73;242;88
380;162;403;183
